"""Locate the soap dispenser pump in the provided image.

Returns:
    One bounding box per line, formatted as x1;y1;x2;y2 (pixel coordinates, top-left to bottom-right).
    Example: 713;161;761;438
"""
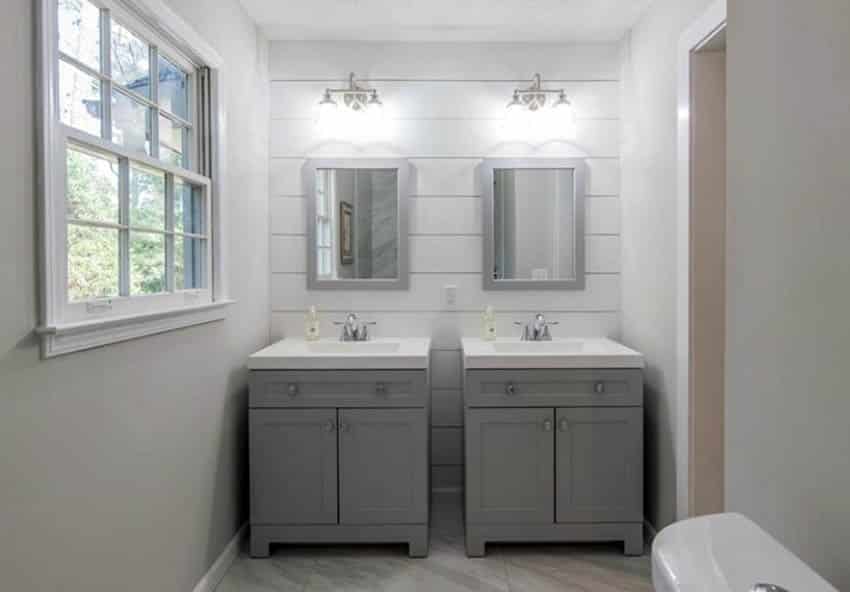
305;306;320;341
482;306;497;341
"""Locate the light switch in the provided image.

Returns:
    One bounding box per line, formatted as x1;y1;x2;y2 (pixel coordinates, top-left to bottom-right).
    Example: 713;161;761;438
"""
444;284;457;307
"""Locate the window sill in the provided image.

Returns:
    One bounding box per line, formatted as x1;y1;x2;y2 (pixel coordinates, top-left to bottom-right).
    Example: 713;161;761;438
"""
36;300;235;358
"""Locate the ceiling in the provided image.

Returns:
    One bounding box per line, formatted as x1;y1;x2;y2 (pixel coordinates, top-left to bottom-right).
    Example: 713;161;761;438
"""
239;0;654;43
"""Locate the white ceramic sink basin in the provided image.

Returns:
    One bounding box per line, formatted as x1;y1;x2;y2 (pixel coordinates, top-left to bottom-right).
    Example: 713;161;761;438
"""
462;338;644;369
306;341;401;354
248;338;430;370
491;341;584;354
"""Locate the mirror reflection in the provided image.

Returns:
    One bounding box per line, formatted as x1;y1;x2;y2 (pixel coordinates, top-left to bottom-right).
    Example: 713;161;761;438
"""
492;168;577;281
314;168;399;280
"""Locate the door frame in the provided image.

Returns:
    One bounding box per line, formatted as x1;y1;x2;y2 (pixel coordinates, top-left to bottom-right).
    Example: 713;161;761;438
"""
676;0;727;521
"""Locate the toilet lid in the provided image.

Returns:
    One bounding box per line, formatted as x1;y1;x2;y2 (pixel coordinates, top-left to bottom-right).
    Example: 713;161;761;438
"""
651;513;837;592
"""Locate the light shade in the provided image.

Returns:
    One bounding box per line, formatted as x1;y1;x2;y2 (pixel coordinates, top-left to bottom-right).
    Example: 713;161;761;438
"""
366;91;384;122
552;92;576;132
317;91;338;127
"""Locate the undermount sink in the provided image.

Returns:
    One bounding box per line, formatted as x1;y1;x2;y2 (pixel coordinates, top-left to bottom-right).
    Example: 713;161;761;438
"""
462;337;644;369
247;338;430;370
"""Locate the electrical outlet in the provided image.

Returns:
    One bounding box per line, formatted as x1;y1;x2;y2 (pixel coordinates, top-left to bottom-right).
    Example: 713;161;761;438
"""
444;284;457;307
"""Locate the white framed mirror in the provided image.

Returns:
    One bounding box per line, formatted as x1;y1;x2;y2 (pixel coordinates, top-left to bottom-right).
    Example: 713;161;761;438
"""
303;159;410;290
481;158;586;290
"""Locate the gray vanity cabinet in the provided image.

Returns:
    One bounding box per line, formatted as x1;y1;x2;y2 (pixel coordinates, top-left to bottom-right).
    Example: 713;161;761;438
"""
339;408;428;525
464;368;644;557
249;409;338;525
249;370;429;559
555;407;643;524
466;408;554;524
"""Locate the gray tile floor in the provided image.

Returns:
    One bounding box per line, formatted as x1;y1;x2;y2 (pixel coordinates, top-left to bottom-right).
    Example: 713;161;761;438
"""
216;494;653;592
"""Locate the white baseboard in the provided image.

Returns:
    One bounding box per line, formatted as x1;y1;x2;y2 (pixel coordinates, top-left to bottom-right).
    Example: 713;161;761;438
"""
192;523;247;592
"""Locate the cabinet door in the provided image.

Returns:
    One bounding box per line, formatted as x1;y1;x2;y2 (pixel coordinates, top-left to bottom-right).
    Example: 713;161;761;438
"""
339;408;428;524
466;408;554;524
556;407;643;523
249;409;338;525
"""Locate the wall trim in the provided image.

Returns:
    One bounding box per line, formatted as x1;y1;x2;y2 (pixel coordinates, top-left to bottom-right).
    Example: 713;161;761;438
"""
676;0;727;521
192;524;247;592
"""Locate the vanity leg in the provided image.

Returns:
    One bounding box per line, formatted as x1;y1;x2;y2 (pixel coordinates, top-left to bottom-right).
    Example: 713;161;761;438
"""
408;530;429;558
250;532;271;559
465;534;486;558
623;524;644;556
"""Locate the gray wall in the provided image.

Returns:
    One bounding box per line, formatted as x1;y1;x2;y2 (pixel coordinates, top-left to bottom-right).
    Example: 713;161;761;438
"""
0;1;269;591
619;0;715;530
726;1;850;588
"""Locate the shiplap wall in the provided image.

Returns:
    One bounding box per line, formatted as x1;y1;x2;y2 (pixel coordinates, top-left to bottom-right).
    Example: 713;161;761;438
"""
268;42;622;491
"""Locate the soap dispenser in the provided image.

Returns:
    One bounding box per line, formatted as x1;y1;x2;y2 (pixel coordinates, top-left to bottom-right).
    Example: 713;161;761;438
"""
305;306;320;341
482;306;497;341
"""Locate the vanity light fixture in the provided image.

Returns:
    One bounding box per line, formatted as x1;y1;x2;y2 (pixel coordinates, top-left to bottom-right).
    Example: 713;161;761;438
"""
316;72;384;126
505;73;576;133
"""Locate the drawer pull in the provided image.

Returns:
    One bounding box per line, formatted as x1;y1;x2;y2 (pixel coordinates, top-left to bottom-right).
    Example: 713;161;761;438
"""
558;418;569;432
542;419;553;432
594;382;606;394
375;382;387;396
324;419;336;432
505;382;516;396
287;383;299;397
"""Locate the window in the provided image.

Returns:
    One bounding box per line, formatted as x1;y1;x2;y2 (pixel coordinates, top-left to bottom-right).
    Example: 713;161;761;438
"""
315;170;336;278
39;0;228;357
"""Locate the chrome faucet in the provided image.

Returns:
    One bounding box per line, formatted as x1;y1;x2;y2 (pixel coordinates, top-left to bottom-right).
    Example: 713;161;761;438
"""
515;313;559;341
334;313;375;342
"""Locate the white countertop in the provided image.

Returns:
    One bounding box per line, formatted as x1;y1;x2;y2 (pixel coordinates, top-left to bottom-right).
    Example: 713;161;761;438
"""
248;338;432;370
461;337;644;369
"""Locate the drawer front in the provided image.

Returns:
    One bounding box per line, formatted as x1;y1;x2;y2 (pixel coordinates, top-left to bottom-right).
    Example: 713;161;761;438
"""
250;370;428;408
465;369;642;407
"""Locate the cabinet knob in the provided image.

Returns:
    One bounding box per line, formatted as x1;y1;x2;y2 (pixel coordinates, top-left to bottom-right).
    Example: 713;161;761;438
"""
287;383;299;397
542;419;553;432
558;418;569;432
375;382;387;396
594;382;605;394
339;421;350;432
505;382;516;396
324;419;336;432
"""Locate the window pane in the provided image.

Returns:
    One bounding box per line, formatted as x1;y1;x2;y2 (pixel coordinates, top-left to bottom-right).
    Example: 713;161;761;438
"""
58;0;101;72
130;231;165;294
59;61;101;136
174;179;203;234
159;115;186;167
129;165;165;229
111;90;150;154
174;236;204;290
158;55;188;119
66;147;119;223
110;20;150;97
68;223;119;301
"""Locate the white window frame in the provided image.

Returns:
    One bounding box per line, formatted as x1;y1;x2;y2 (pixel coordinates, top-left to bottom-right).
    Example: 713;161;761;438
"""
36;0;232;358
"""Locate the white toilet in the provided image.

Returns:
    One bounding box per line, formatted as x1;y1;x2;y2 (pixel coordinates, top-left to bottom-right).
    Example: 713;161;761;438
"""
651;513;837;592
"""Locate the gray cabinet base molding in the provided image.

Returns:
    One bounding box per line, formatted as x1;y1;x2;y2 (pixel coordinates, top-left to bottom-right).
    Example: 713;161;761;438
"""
251;524;429;559
465;522;644;557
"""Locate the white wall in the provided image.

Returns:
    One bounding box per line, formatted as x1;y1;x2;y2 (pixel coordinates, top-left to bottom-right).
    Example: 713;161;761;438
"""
268;41;623;489
726;1;850;588
619;0;715;529
0;1;269;590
